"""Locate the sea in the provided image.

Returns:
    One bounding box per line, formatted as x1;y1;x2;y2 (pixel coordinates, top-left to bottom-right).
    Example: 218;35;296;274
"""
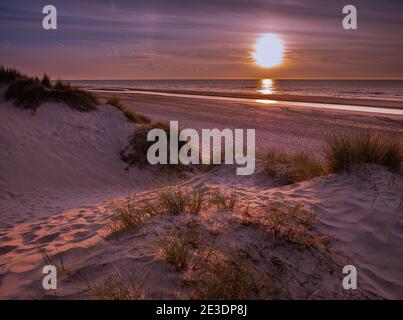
71;79;403;102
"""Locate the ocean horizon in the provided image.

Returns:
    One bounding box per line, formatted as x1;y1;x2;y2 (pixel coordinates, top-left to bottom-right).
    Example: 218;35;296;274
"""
72;79;403;102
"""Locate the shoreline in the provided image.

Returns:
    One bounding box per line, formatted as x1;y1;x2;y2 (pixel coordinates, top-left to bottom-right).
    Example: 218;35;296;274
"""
87;87;403;110
88;88;403;116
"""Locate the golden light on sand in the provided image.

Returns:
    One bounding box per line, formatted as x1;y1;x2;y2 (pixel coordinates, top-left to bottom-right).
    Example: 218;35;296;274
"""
253;34;284;68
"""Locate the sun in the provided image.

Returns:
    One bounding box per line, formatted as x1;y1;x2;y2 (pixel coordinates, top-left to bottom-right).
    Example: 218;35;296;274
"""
252;34;284;68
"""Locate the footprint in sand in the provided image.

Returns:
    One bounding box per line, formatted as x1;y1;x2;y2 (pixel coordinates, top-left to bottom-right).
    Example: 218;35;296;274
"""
0;245;17;255
35;232;60;244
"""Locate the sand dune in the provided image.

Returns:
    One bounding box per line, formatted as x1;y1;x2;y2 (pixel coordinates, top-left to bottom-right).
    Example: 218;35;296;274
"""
0;95;402;299
0;99;168;228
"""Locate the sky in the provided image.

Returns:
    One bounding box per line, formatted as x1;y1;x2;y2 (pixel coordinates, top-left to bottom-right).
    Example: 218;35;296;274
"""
1;0;403;80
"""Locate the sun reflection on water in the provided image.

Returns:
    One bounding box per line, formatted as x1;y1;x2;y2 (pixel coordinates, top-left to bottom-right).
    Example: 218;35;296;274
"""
258;79;275;95
256;99;277;104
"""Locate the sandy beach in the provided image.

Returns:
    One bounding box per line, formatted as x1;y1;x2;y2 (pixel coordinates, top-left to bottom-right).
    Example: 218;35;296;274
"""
1;87;402;299
94;90;403;153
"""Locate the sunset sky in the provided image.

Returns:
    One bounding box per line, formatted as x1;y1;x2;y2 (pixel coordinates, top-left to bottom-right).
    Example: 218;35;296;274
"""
1;0;403;80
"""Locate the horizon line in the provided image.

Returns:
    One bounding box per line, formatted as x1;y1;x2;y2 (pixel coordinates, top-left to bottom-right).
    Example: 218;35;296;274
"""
65;78;403;81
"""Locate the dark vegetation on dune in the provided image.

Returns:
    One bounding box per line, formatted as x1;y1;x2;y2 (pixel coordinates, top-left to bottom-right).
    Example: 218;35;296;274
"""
264;131;402;185
120;122;192;174
324;131;402;173
106;98;188;172
0;66;99;111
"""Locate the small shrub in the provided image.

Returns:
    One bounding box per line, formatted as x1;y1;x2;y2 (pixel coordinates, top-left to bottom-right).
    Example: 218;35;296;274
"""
324;131;402;173
263;150;325;185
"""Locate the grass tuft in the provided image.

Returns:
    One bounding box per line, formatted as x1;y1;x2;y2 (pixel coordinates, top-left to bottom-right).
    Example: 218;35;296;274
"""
324;131;402;173
263;200;328;247
197;258;257;299
109;199;145;233
107;187;208;235
94;272;145;300
209;188;238;210
160;232;194;271
157;187;207;215
263;150;325;185
2;66;98;111
0;65;27;83
106;98;151;124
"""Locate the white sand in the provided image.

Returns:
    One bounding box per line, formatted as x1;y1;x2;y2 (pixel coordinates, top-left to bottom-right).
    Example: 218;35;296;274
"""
0;99;168;228
0;93;402;299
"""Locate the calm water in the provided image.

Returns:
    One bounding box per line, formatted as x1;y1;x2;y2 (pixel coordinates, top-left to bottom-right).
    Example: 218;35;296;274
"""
72;79;403;101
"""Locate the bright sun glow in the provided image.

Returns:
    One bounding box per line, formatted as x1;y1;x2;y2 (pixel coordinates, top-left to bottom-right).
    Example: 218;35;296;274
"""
253;34;284;68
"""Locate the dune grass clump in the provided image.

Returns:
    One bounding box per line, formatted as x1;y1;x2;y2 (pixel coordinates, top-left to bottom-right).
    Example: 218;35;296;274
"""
108;187;208;235
263;150;325;185
0;66;27;83
51;80;98;111
5;78;48;110
2;66;98;111
158;187;207;215
106;98;151;124
209;188;238;210
196;258;258;299
263;200;328;248
108;197;153;234
120;122;189;173
160;232;195;271
93;272;145;300
324;131;402;173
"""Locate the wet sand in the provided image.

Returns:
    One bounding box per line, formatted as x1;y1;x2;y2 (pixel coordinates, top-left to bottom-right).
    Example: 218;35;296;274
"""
94;91;403;156
90;88;403;110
